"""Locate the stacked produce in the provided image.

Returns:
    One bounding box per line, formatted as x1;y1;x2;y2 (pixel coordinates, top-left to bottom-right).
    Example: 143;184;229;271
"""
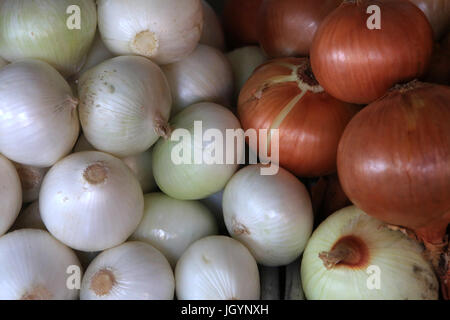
0;0;448;301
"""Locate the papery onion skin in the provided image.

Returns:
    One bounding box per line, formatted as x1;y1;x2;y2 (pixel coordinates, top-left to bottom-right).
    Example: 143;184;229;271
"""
223;164;314;266
200;1;226;51
162;45;234;115
78;56;172;157
238;57;359;177
409;0;450;40
310;0;434;104
0;0;97;77
97;0;203;65
40;151;144;252
81;242;174;300
301;206;439;300
0;60;79;168
0;229;81;300
0;154;22;236
175;236;260;300
223;0;263;48
258;0;342;58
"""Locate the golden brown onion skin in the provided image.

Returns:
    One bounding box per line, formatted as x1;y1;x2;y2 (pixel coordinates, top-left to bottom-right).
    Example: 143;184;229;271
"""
311;0;433;104
409;0;450;41
238;58;359;177
337;82;450;244
258;0;342;58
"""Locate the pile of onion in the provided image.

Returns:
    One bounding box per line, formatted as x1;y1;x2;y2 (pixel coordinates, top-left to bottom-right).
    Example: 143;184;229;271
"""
310;0;434;104
337;81;450;298
238;57;359;177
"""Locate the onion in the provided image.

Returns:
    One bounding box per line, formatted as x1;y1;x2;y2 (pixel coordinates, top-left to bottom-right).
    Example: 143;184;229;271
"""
423;34;450;86
162;44;234;115
226;46;267;99
258;0;342;58
238;58;359;177
0;0;97;77
301;206;439;300
175;235;260;300
39;151;144;252
81;242;174;300
311;0;434;104
12;201;45;231
0;154;22;235
78;56;172;157
131;193;218;267
337;81;450;298
0;229;81;300
152;102;243;200
200;190;227;233
97;0;203;65
14;163;48;204
200;1;226;51
223;0;263;48
223;164;313;266
409;0;450;40
0;60;79;167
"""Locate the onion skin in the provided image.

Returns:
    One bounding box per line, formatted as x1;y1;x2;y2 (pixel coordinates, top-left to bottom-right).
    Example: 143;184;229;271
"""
258;0;342;58
409;0;450;40
223;0;263;48
238;58;359;177
423;34;450;86
311;0;434;104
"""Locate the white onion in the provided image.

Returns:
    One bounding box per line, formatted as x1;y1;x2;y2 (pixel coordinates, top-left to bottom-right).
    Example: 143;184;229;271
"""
97;0;203;65
14;163;48;203
301;206;439;300
76;32;114;79
152;102;243;200
12;201;46;231
227;46;267;98
162;44;234;115
39;151;144;252
81;241;174;300
78;56;172;157
200;1;226;51
175;236;260;300
0;154;22;235
131;192;218;266
0;229;81;300
223;164;313;266
0;0;97;77
0;60;80;167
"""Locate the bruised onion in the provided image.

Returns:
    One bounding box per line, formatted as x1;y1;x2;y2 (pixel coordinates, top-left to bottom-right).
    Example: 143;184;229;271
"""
337;81;450;298
311;0;434;104
409;0;450;40
238;58;359;177
258;0;342;58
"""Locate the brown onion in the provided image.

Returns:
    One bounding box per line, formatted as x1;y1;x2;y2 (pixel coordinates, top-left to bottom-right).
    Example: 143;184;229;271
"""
258;0;342;58
311;0;433;104
223;0;263;48
337;81;450;298
238;58;359;177
423;34;450;86
409;0;450;40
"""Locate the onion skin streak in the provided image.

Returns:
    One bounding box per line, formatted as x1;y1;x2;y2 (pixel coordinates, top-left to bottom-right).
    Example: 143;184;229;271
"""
311;0;434;104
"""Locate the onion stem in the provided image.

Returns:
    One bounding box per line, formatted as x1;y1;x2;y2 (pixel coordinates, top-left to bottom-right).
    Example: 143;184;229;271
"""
319;235;369;269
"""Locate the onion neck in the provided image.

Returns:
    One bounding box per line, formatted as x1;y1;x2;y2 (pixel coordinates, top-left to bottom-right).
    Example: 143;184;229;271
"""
154;115;171;140
319;235;369;270
131;30;159;57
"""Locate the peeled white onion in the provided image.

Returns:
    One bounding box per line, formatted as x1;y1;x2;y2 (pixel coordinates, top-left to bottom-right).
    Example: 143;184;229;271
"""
223;164;313;266
81;241;174;300
131;192;218;266
0;229;81;300
152;102;243;200
0;60;80;167
12;201;46;231
78;56;172;157
301;206;439;300
162;44;234;115
0;154;22;235
200;1;226;51
0;0;97;77
97;0;203;65
226;46;267;98
175;236;260;300
39;151;144;252
14;163;48;203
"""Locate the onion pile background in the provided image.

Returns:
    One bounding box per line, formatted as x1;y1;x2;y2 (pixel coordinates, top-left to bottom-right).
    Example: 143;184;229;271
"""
0;0;448;300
